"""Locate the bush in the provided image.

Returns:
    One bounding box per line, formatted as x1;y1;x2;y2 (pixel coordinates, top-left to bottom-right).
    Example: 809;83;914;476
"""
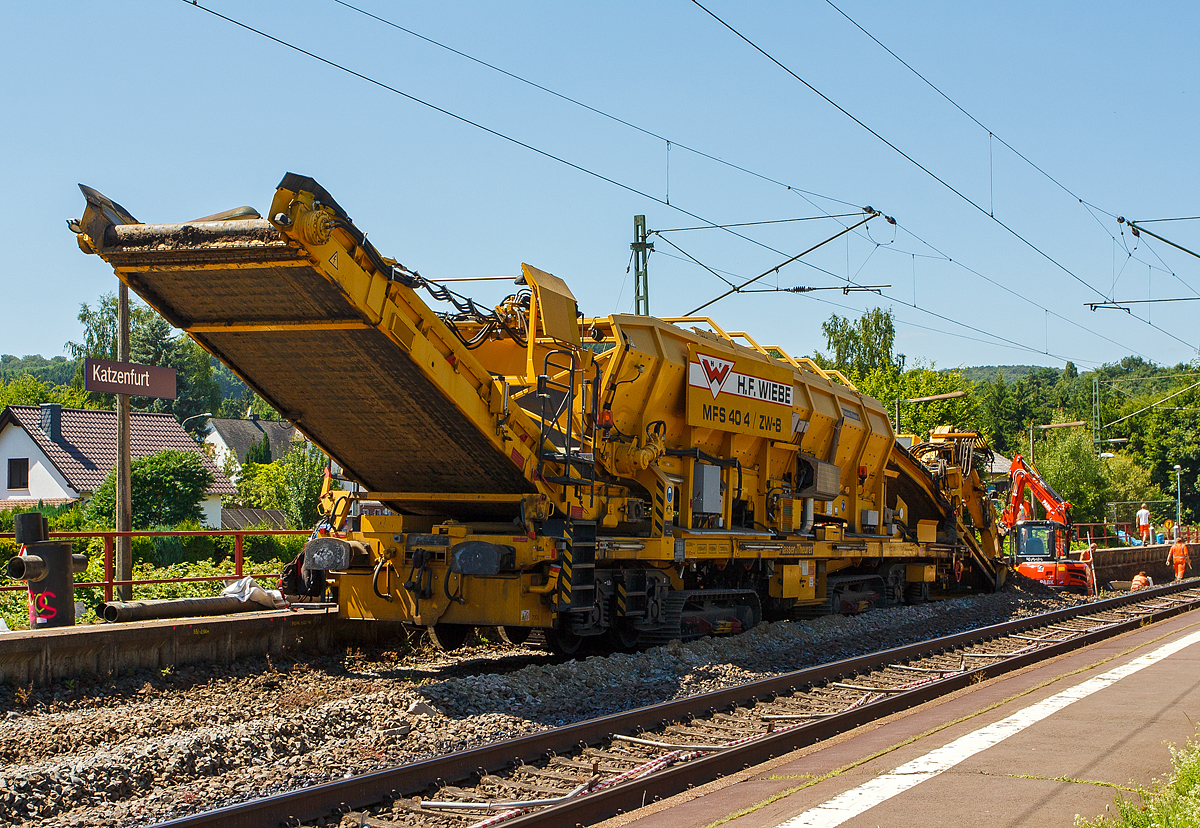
230;444;334;529
85;450;213;529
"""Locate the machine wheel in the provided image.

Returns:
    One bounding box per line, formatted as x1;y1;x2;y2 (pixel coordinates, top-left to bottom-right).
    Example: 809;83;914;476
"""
429;623;471;651
546;626;584;656
607;621;642;652
499;626;532;646
905;582;930;604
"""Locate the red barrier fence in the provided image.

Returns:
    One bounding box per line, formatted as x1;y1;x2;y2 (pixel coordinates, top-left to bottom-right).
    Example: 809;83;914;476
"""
0;529;310;603
1073;522;1195;548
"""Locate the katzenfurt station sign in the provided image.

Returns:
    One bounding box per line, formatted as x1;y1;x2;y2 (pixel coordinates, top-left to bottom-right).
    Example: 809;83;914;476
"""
84;358;177;399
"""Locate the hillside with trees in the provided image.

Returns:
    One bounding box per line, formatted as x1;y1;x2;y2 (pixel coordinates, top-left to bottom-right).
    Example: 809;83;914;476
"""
3;296;1198;527
813;308;1192;525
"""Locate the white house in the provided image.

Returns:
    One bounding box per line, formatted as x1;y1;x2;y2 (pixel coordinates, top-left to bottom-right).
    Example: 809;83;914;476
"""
204;415;296;478
0;404;235;526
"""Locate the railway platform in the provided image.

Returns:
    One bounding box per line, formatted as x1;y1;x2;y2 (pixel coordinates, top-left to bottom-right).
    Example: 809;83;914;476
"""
606;602;1200;828
0;605;405;686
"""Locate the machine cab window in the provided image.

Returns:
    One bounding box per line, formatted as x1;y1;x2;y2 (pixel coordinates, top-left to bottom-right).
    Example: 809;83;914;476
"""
1012;520;1067;562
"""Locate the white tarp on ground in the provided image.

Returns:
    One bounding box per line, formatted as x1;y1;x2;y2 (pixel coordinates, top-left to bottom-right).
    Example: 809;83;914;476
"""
221;576;285;609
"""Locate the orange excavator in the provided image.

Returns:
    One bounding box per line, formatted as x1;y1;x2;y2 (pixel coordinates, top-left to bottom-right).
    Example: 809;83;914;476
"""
1000;455;1092;593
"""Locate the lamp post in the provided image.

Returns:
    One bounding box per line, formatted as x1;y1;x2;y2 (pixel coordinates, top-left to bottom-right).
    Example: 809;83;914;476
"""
1027;420;1087;518
894;390;967;435
1176;464;1183;533
181;412;212;443
181;412;212;429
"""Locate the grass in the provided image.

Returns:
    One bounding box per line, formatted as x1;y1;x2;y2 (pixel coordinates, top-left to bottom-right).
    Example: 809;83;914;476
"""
1076;738;1200;827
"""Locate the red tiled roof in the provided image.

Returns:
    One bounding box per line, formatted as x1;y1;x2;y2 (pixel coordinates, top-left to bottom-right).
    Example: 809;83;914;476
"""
0;498;76;511
0;406;235;495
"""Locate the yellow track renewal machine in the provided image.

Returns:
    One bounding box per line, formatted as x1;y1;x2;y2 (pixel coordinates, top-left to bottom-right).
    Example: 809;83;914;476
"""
74;174;1005;653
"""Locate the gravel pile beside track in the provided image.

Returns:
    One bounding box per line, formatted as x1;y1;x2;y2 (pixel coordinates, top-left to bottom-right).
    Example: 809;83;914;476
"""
0;586;1081;827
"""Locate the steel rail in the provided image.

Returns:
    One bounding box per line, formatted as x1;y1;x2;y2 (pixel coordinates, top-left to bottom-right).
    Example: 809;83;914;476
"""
153;581;1200;828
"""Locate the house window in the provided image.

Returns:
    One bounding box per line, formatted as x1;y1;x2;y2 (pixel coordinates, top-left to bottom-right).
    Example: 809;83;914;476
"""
8;458;29;489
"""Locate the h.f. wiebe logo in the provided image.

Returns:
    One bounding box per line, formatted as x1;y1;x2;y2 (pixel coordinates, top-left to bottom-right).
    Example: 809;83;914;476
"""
697;354;735;399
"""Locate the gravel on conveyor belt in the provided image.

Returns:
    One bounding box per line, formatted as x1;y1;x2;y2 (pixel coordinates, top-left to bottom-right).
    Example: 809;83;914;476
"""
0;583;1085;828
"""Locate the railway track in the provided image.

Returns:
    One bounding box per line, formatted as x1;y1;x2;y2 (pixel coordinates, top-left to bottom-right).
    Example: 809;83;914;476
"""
155;581;1200;828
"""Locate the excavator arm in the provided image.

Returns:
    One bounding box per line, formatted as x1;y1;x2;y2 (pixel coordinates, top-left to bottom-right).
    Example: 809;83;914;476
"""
1001;455;1072;529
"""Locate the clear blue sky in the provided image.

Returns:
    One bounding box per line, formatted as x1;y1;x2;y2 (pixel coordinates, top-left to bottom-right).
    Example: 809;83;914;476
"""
3;1;1198;372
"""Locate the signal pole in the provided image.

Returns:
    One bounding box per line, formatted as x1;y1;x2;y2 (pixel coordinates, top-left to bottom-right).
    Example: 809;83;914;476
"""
632;215;652;315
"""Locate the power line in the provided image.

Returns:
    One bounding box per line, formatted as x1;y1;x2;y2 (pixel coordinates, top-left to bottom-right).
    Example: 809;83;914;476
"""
655;214;861;232
822;0;1106;219
335;0;1188;358
655;243;1098;365
182;1;868;281
329;0;863;210
689;0;1120;304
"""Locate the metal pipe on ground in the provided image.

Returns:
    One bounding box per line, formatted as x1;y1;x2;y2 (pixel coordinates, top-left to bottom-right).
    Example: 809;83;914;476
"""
101;596;267;623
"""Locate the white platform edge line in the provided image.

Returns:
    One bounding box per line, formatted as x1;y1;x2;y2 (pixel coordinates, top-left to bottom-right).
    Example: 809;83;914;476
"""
774;628;1200;828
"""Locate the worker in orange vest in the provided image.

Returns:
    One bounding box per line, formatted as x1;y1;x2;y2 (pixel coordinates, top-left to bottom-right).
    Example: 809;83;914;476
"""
1166;538;1191;581
1131;571;1153;591
1079;542;1098;595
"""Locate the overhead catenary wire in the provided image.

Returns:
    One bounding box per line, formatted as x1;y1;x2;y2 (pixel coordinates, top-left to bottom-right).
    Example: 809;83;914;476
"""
889;223;1155;359
689;0;1115;303
191;0;1181;362
821;0;1188;308
686;213;879;315
824;2;1198;353
182;0;870;282
822;0;1106;219
326;0;1150;361
654;246;1098;366
329;0;864;211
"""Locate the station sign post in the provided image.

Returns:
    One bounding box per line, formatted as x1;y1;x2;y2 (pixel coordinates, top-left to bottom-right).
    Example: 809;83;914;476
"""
84;357;177;600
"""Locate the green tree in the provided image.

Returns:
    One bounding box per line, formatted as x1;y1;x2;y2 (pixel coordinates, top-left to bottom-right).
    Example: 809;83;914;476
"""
66;293;159;369
0;374;96;409
229;461;284;510
85;450;214;528
857;362;976;440
817;307;904;376
1102;453;1165;510
66;294;221;435
977;371;1021;455
1036;428;1108;523
245;432;272;465
270;442;330;529
227;442;332;528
